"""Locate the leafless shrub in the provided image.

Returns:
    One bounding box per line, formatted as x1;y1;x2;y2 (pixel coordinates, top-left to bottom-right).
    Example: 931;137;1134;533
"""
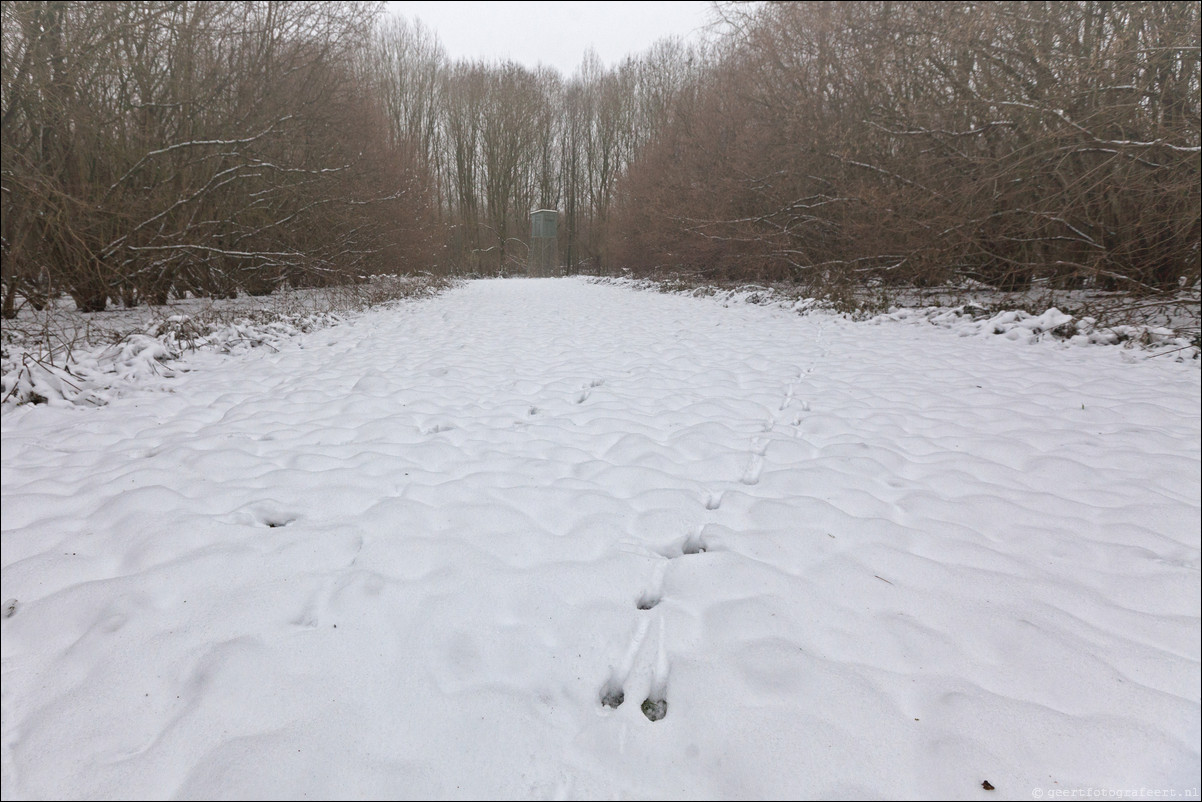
2;1;443;318
611;1;1200;331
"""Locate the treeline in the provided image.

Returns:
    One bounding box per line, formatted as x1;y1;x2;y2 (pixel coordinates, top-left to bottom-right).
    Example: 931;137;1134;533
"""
1;1;439;316
613;1;1201;296
4;1;1198;317
369;17;697;275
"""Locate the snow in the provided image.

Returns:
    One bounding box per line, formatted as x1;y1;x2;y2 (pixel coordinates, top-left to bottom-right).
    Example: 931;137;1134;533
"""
592;275;1200;356
2;277;1199;800
1;310;343;408
1;276;447;409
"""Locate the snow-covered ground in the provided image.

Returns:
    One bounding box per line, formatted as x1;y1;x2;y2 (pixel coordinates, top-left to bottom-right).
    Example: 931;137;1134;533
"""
2;278;1199;800
1;274;448;408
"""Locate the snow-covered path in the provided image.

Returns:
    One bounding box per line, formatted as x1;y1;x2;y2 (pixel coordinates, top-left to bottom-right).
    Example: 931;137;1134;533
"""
2;278;1199;800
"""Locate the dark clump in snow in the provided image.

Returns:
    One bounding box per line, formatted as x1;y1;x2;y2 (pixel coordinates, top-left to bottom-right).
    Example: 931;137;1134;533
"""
641;698;668;722
600;686;625;709
636;595;661;611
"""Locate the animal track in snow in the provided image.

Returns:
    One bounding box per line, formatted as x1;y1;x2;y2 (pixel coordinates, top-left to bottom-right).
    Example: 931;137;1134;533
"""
574;378;605;404
230;502;300;530
682;531;707;555
789;401;811;427
598;608;657;711
658;528;708;558
254;509;297;528
740;454;764;486
642;616;671;722
779;383;796;411
636;559;668;609
293;600;321;628
656;531;708;559
704;491;722;511
641;697;667;722
636;593;661;610
599;680;625;709
599;612;671;721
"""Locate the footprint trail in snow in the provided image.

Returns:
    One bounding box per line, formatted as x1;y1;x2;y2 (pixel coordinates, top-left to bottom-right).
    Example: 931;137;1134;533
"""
2;278;1198;800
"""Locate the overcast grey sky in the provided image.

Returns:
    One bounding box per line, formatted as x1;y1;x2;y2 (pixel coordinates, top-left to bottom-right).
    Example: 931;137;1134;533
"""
386;1;716;77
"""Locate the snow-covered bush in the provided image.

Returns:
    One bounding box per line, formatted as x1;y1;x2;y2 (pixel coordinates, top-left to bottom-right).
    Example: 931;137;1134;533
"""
1;276;452;408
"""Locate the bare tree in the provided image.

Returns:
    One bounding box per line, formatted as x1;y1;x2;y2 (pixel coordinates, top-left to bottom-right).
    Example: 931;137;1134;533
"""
2;1;442;317
612;1;1200;308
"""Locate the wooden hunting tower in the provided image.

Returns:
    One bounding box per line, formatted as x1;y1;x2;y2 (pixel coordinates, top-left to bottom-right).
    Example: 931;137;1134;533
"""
528;209;559;277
